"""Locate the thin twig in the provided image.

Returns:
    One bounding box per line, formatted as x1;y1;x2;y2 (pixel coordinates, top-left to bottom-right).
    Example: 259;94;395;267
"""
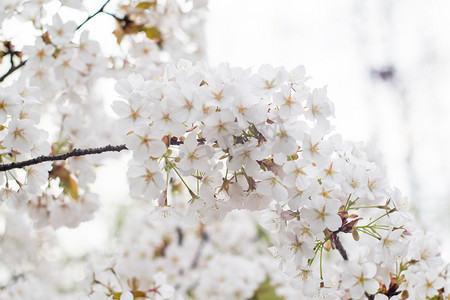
0;60;27;83
0;144;127;172
77;0;112;30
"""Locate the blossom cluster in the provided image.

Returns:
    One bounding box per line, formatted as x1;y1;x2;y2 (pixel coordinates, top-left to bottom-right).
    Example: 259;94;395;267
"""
0;0;449;299
115;60;450;299
0;0;208;229
79;209;286;300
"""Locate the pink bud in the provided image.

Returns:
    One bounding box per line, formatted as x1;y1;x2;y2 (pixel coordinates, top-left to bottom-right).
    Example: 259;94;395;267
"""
280;210;294;220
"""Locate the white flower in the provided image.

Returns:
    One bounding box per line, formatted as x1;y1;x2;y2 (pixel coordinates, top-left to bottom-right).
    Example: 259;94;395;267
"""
256;171;288;203
78;31;100;63
196;196;231;224
408;231;443;269
242;191;271;211
278;225;315;265
152;99;186;137
343;262;380;299
390;187;414;221
341;162;369;198
366;166;390;200
22;38;55;67
7;77;40;105
414;272;446;298
115;73;150;99
23;162;52;196
178;132;213;172
4;119;38;153
288;65;307;85
54;49;87;82
301;197;342;234
301;127;332;168
166;85;201;124
0;87;20;122
202;110;240;149
112;94;152;134
317;159;344;184
282;159;314;190
128;160;166;201
47;14;77;46
304;86;334;127
229;89;267;129
227;140;266;177
126;125;167;161
199;162;223;198
252;64;286;94
198;77;235;109
273;85;305;120
375;229;407;266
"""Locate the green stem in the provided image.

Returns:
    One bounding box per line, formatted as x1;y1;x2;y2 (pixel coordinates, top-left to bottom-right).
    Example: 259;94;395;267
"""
196;170;199;194
344;194;352;211
356;227;381;239
351;205;386;210
7;170;22;187
367;209;396;226
319;243;324;280
165;158;196;198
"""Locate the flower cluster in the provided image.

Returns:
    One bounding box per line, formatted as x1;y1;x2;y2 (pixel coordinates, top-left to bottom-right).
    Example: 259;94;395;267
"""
0;0;208;228
115;60;450;298
79;209;287;300
0;1;450;299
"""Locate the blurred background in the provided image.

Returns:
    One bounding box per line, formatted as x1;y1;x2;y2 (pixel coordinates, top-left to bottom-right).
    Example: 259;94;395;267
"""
204;0;450;256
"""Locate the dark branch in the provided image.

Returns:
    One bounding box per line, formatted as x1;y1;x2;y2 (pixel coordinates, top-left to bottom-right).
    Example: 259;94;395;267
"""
335;236;348;261
77;0;112;30
0;60;27;83
0;144;127;172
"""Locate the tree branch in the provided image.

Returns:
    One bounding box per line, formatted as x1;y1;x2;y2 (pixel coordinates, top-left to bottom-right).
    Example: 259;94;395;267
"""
77;0;112;30
334;236;348;261
0;60;27;83
0;144;127;172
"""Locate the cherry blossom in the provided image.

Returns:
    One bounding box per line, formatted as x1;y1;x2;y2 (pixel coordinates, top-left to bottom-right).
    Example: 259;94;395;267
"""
0;1;449;299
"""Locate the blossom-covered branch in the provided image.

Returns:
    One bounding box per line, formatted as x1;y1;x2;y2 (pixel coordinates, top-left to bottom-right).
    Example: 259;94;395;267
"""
0;0;112;83
0;144;127;172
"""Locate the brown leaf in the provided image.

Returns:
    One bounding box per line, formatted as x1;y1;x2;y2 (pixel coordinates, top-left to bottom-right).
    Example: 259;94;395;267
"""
49;164;79;201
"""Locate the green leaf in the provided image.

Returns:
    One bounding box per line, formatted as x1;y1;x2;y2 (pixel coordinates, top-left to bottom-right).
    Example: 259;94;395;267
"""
142;26;162;41
136;1;157;9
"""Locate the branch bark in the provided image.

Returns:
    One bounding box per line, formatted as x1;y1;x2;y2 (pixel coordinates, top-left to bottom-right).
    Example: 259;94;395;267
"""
0;144;127;172
0;60;27;83
334;236;348;261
